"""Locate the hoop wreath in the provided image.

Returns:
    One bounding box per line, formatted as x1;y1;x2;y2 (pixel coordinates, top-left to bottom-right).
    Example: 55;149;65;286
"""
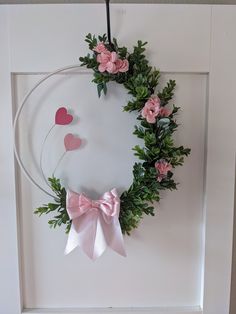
14;34;190;259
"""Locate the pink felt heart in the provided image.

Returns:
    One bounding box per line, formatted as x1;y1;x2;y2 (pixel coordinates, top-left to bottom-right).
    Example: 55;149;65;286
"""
55;107;73;125
64;133;82;151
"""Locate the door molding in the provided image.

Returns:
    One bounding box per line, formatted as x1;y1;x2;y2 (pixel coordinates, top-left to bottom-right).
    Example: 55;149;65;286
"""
21;306;202;314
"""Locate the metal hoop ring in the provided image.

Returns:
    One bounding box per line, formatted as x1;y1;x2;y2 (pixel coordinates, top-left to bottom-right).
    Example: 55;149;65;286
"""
13;64;88;198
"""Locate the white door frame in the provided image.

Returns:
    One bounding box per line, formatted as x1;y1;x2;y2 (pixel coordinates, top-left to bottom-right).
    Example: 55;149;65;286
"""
0;4;235;314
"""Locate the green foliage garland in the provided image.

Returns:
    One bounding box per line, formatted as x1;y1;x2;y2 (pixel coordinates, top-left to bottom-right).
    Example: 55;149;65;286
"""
35;34;190;235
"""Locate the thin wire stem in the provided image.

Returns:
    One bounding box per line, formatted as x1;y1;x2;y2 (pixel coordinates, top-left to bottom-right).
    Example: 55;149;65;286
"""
52;151;67;178
39;124;56;187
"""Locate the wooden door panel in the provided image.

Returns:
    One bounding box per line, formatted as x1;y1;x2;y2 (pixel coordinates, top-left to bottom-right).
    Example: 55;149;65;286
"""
1;4;235;314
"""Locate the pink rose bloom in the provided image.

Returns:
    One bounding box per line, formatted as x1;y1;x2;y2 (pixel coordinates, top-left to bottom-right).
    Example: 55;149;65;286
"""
97;51;118;74
159;107;171;117
141;96;161;123
97;51;114;66
155;160;172;182
106;61;117;74
115;59;129;73
93;42;108;53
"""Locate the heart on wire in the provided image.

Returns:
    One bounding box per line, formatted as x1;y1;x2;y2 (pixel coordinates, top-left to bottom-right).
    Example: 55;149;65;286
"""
64;133;82;151
55;107;74;125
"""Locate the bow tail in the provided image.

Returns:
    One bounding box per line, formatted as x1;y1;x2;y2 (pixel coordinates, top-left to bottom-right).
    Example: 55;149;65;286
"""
64;223;80;255
65;211;108;260
100;215;126;257
92;216;107;260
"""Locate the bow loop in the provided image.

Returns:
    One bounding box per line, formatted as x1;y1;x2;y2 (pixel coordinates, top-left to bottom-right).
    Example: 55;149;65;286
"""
99;189;120;217
66;191;91;219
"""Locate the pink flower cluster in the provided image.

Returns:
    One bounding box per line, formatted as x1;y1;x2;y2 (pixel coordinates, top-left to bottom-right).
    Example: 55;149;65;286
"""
141;96;171;124
155;160;172;182
94;42;129;74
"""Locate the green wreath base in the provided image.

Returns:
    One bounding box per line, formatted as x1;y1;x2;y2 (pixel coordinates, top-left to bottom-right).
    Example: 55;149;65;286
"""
35;34;191;235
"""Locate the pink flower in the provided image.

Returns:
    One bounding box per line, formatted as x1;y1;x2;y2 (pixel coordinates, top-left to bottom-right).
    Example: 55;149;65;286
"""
115;59;129;73
97;51;114;65
93;42;108;53
141;96;161;123
96;49;129;74
155;160;172;182
159;107;171;117
106;61;117;73
97;51;118;74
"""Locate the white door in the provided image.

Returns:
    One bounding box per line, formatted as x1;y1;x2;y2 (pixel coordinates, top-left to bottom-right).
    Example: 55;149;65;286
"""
0;4;235;314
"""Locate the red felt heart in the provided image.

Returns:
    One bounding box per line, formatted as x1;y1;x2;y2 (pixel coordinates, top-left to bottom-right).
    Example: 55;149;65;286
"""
64;133;82;151
55;107;73;125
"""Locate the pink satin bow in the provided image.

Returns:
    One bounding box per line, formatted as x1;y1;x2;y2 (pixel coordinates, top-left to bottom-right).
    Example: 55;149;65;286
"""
65;189;126;260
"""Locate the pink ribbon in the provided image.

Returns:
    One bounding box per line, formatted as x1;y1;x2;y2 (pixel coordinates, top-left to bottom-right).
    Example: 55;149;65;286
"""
65;189;126;260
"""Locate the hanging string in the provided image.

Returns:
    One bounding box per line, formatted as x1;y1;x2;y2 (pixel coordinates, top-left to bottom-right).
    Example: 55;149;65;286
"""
105;0;114;48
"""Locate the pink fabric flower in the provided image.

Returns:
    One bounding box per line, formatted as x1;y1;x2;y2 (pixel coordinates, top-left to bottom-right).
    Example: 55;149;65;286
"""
97;49;129;74
155;160;172;182
93;42;108;53
115;59;129;73
97;51;113;66
97;51;118;74
106;61;117;74
141;96;161;123
159;107;171;117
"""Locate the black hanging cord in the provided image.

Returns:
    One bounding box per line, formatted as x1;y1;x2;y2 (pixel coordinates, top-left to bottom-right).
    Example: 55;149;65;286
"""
105;0;113;47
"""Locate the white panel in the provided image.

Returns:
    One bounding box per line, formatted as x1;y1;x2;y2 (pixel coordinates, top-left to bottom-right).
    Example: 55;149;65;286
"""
0;6;21;314
8;4;211;73
13;72;207;309
203;6;236;314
